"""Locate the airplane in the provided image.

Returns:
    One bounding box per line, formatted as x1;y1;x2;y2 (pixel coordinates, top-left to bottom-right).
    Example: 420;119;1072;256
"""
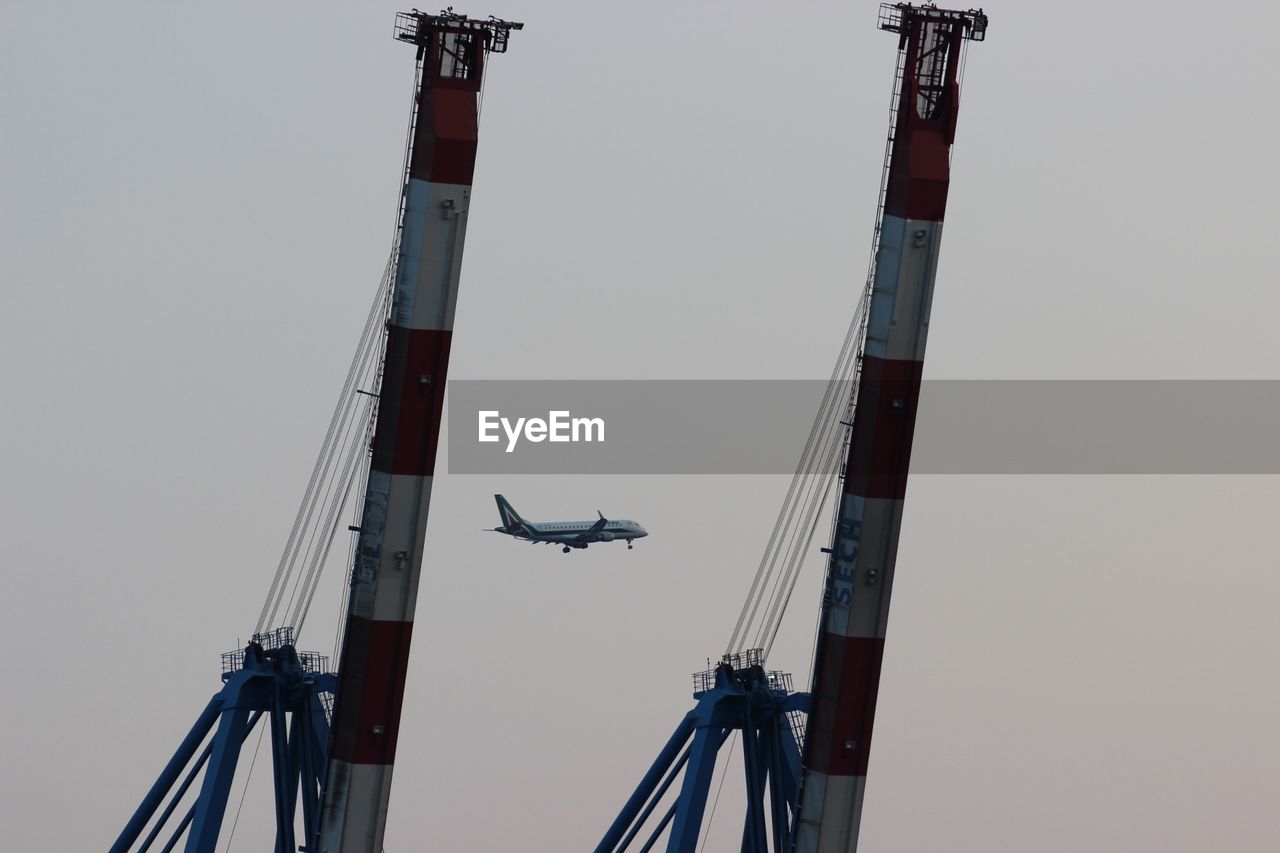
490;494;648;553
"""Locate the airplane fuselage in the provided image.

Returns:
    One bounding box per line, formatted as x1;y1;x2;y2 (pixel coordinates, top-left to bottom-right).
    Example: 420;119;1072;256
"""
502;519;646;546
492;495;648;552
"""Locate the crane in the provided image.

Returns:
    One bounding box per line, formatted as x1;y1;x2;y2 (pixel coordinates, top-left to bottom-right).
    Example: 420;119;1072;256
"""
315;11;521;851
794;8;987;850
110;11;521;852
597;5;988;851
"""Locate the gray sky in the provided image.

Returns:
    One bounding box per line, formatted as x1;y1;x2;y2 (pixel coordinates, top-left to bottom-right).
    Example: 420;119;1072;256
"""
3;1;1280;850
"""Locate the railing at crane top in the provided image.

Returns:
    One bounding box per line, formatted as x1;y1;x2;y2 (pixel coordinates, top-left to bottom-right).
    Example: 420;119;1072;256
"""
220;626;330;679
393;8;524;54
221;626;336;719
877;3;988;41
692;647;810;757
692;648;797;698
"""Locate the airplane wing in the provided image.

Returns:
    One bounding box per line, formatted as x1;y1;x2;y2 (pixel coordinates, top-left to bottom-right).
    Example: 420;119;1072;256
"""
565;512;608;546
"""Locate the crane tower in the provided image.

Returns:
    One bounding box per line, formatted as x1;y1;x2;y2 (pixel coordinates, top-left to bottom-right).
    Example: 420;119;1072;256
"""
110;11;521;853
316;11;520;852
794;6;987;852
597;6;987;852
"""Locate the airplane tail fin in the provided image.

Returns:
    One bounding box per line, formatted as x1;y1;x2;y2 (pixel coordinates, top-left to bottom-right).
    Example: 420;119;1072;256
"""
495;495;534;535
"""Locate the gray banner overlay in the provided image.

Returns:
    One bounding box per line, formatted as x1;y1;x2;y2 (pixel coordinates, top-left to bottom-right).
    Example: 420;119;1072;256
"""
445;380;1280;475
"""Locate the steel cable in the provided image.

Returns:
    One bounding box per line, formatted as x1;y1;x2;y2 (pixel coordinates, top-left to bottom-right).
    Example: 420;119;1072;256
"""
255;264;393;634
254;57;420;640
279;366;379;628
725;284;870;657
292;393;379;635
723;26;925;661
724;290;867;655
748;343;859;651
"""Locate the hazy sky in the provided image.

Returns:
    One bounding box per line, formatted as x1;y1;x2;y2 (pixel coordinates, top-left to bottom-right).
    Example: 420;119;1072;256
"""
4;1;1280;851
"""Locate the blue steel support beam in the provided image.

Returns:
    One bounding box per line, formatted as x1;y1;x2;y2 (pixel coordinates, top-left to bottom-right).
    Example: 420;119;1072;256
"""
639;800;680;853
763;725;777;831
291;706;318;842
139;712;266;853
139;707;264;853
739;720;767;853
667;724;727;852
618;728;733;852
777;726;801;799
185;703;254;852
766;723;790;852
617;744;691;851
112;696;221;853
160;805;196;853
269;699;296;853
302;690;331;852
596;713;697;853
184;661;276;853
138;741;214;852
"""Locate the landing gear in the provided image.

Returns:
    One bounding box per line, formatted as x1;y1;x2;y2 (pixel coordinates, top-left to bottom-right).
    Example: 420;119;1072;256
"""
627;540;633;550
563;546;571;554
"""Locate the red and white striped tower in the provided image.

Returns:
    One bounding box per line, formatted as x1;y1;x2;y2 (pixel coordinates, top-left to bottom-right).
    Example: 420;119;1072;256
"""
794;6;987;852
316;13;520;852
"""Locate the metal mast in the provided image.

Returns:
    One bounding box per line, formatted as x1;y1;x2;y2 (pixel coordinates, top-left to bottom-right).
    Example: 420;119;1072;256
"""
316;11;521;852
793;6;987;852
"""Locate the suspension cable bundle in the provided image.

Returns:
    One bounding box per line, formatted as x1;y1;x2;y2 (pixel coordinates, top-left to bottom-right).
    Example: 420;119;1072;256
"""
724;37;921;661
251;59;426;644
253;265;393;639
724;283;870;661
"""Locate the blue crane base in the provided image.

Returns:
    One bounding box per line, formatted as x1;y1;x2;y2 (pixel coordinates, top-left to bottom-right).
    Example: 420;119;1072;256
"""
111;630;336;853
597;652;810;853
